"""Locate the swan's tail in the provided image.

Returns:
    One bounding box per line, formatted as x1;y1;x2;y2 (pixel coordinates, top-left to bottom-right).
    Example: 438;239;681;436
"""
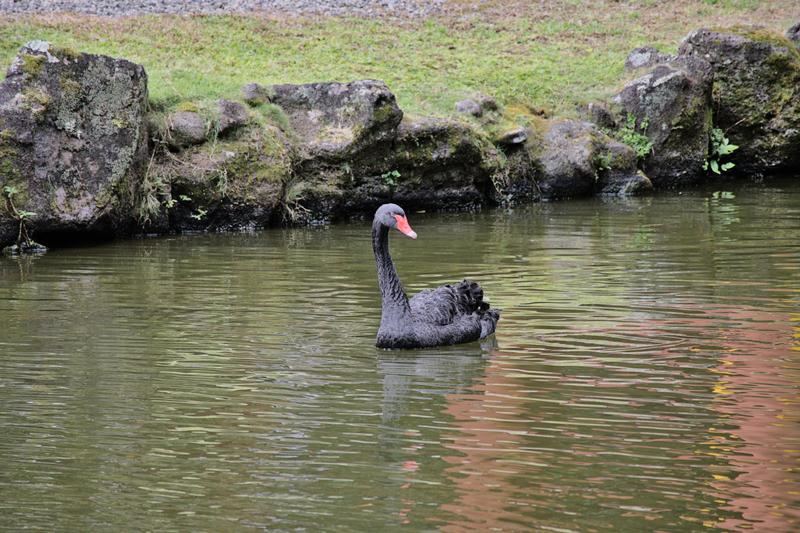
456;279;500;338
454;279;484;313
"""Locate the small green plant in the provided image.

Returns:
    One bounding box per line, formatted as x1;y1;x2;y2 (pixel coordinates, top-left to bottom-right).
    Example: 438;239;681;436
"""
165;198;177;209
381;170;401;187
3;185;41;250
614;114;653;160
136;148;168;225
190;207;207;220
179;194;192;202
136;173;167;225
211;169;228;196
280;178;311;224
341;162;353;183
595;151;613;172
704;127;738;174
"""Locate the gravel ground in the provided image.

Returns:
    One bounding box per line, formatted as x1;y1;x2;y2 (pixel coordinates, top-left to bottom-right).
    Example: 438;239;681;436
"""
0;0;447;17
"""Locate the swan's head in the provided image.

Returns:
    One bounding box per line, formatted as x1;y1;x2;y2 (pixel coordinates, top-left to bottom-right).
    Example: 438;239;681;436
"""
374;203;417;239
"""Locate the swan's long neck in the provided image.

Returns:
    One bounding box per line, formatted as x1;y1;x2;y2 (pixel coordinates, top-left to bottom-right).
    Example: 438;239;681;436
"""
372;221;411;320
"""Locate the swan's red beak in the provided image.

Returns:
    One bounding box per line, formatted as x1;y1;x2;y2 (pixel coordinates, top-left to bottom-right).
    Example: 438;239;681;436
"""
393;214;417;239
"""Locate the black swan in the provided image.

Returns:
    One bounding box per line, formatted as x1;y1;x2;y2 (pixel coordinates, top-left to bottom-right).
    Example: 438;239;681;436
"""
372;203;500;349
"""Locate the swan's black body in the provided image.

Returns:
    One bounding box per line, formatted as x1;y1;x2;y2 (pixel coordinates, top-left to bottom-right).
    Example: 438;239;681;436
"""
372;204;500;349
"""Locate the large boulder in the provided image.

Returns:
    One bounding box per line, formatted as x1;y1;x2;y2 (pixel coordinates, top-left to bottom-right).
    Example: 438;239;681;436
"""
371;117;504;210
268;80;403;168
535;120;652;199
678;27;800;175
294;117;507;220
612;56;713;187
263;81;529;221
0;41;148;245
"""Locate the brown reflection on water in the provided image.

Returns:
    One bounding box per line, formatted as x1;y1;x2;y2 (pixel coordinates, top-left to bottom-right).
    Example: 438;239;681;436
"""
439;353;529;532
703;305;800;531
438;301;800;531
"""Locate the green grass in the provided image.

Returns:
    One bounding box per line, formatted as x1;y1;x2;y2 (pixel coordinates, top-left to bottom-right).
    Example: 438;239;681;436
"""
0;1;795;117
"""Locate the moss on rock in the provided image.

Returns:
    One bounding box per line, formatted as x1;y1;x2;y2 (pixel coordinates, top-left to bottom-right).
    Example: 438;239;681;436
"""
149;121;292;231
0;41;149;246
679;27;800;174
19;53;44;77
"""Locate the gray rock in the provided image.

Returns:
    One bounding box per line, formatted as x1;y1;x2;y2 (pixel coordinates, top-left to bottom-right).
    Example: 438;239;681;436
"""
624;46;673;70
166;111;207;149
612;55;713;187
454;93;499;119
241;82;272;106
535;120;651;199
269;79;403;164
0;41;148;245
787;22;800;44
455;98;483;117
216;99;249;135
536;121;599;199
598;169;653;196
339;117;505;214
287;115;510;221
678;27;800;175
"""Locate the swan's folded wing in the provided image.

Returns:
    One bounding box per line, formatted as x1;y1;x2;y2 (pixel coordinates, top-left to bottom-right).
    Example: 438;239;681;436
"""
409;286;459;326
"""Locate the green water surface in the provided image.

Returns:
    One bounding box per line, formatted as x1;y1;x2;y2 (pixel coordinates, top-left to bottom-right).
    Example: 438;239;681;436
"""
1;182;799;531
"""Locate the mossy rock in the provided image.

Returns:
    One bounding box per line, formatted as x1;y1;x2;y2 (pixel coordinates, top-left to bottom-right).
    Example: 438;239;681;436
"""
0;41;148;246
350;117;506;213
269;80;403;165
679;27;800;175
287;116;513;220
149;122;291;232
610;55;713;188
534;119;651;199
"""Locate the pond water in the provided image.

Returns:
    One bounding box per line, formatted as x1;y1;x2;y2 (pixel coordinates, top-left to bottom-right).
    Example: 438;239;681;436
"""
1;181;799;532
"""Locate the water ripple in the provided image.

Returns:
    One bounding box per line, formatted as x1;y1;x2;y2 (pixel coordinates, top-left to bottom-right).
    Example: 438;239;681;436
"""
1;183;800;531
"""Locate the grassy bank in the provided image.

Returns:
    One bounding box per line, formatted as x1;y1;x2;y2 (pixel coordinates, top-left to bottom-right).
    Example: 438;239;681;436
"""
0;1;796;117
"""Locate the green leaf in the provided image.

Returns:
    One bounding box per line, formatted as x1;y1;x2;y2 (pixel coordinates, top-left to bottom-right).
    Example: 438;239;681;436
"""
17;210;36;219
702;160;709;171
189;207;207;220
710;160;720;174
721;162;735;171
718;143;738;156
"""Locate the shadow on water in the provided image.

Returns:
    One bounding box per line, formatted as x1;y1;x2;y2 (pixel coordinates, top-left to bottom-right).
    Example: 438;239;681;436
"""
1;180;799;531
